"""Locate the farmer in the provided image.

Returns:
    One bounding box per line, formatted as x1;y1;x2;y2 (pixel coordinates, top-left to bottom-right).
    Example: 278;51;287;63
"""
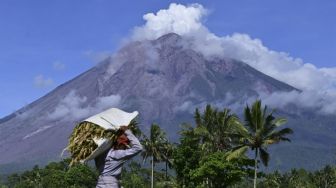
95;126;143;188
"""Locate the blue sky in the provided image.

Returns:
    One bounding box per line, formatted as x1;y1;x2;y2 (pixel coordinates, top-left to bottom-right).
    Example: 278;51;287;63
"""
1;0;336;117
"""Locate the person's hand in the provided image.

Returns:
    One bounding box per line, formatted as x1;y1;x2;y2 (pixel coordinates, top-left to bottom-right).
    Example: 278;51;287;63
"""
119;125;128;132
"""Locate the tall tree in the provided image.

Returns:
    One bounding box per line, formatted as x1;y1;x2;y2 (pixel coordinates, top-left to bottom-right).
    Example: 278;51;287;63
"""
312;165;336;188
173;124;202;187
162;140;174;181
232;100;293;188
194;105;243;153
174;106;248;187
190;151;254;188
141;124;167;188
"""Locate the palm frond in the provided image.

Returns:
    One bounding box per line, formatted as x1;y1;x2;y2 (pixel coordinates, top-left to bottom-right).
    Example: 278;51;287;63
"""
244;104;256;133
194;108;202;127
274;118;287;127
259;148;270;167
267;128;293;140
239;99;293;169
226;146;249;161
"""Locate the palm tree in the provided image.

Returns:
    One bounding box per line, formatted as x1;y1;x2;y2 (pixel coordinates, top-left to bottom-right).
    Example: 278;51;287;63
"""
193;105;247;187
162;141;174;180
232;100;293;188
194;105;243;153
141;124;167;188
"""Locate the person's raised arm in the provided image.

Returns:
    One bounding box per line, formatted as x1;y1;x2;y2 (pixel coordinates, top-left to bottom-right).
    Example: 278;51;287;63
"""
107;127;143;160
125;129;143;152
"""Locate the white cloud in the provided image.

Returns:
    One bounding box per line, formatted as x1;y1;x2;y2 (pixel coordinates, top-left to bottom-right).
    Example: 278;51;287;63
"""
260;90;336;115
174;101;195;113
130;3;336;114
142;42;160;67
47;90;122;121
132;3;207;41
95;95;122;112
132;3;336;92
214;34;335;92
174;93;236;114
105;54;126;79
34;75;53;88
53;61;65;71
47;90;89;120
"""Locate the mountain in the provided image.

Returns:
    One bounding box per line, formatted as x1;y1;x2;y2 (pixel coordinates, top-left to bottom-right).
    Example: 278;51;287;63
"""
0;33;335;173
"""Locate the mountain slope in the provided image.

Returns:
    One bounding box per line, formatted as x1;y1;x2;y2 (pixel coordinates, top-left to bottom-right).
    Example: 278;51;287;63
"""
0;33;335;173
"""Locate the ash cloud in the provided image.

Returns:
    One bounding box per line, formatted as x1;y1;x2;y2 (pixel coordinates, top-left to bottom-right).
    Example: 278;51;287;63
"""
260;90;336;115
132;3;207;41
129;3;336;114
174;93;237;114
47;90;89;120
48;90;122;121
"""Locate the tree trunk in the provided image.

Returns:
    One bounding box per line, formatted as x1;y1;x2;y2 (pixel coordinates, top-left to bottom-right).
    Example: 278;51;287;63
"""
165;161;168;181
254;149;258;188
151;156;154;188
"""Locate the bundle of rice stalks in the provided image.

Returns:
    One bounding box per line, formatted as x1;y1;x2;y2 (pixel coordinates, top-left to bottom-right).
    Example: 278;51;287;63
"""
67;119;139;166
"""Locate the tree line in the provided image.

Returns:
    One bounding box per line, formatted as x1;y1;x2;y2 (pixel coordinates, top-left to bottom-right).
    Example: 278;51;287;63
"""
1;100;336;188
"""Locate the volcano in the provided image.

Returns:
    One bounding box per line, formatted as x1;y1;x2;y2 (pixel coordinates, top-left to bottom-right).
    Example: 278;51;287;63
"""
1;33;335;173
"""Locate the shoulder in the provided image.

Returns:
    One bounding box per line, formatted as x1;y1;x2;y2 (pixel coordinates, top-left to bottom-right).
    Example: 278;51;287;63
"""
107;149;126;160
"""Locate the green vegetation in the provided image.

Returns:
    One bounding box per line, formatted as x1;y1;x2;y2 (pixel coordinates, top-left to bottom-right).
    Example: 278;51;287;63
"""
234;100;293;188
2;160;336;188
141;124;169;188
1;100;336;188
2;159;98;188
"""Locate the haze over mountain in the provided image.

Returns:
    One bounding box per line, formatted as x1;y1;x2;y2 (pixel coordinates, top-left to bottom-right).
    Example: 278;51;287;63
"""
0;33;335;173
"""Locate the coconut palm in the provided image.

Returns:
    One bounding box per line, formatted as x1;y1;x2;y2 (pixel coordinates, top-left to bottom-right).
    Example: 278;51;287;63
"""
141;124;167;188
231;100;293;188
162;141;174;180
194;105;243;153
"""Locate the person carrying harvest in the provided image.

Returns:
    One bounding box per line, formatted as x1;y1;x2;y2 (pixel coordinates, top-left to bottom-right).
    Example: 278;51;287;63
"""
94;125;143;188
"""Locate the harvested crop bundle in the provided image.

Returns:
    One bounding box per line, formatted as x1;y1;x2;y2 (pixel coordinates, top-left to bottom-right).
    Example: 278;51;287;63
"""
65;108;139;166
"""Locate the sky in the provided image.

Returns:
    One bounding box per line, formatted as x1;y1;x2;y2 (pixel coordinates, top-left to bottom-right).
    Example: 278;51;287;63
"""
0;0;336;118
